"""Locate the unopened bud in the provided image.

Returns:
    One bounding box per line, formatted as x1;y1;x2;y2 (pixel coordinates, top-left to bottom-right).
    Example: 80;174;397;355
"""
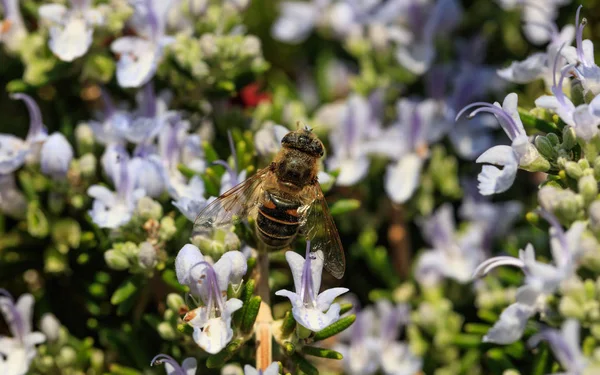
166;293;185;312
136;196;163;220
547;133;560;146
590;201;600;233
562;126;578;150
79;153;97;177
159;217;176;241
40;313;61;342
75;123;95;154
138;242;157;270
578;175;598;204
57;347;77;367
578;159;591;170
199;34;217;57
241;36;261;57
157;322;177;340
534;136;556;159
104;249;130;270
221;364;244;375
565;161;583;180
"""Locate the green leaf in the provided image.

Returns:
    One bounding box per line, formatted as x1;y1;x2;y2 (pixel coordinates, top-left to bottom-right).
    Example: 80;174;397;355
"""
281;311;296;337
234;279;256;328
451;334;482;348
519;110;560;133
313;314;356;342
110;278;139;305
241;296;262;334
292;353;319;375
329;199;361;216
162;269;187;292
108;364;142;375
531;343;550;375
339;303;353;315
301;346;343;360
206;338;244;368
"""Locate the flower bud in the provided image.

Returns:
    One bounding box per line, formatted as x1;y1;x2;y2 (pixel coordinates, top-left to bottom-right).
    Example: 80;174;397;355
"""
75;123;95;154
40;133;74;179
199;34;217;57
78;153;97;178
159;217;176;241
562;126;578;150
157;322;177;340
40;313;61;342
52;219;81;249
221;364;244;375
166;293;185;312
241;36;261;57
90;349;104;370
565;161;583;180
590;201;600;233
538;186;583;224
56;346;77;367
138;241;157;270
547;133;560;146
104;249;130;270
534;135;556;160
136;196;163;220
579;175;598;204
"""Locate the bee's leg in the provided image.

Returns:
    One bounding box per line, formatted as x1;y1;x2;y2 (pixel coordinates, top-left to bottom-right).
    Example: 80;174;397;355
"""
254;244;273;371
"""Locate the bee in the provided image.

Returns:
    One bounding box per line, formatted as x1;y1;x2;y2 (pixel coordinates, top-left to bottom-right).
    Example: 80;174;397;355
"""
193;127;345;279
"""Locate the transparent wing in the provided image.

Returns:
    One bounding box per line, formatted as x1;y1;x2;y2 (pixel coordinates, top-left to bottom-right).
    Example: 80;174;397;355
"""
300;184;346;279
192;168;269;236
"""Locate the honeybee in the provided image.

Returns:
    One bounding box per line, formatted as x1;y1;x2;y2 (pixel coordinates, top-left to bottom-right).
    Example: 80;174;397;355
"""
193;127;345;279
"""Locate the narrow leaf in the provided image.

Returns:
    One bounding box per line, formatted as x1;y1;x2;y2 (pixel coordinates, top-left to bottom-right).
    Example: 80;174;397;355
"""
302;346;343;360
313;315;356;342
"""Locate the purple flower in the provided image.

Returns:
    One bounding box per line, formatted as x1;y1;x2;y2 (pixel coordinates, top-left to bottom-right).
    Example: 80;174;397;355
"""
415;204;486;286
271;0;329;44
275;241;348;332
0;289;46;375
151;354;197;375
0;0;27;52
111;0;176;87
473;210;586;344
87;148;146;228
89;89;131;148
458;93;547;195
0;94;48;174
40;133;74;179
327;93;382;186
528;320;588;375
38;0;103;62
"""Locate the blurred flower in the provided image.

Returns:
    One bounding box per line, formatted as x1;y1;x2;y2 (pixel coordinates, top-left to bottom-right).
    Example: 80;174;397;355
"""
271;0;328;44
87;148;146;228
216;132;246;195
327;93;382;186
0;94;48;174
111;0;176;87
243;363;279;375
0;289;46;375
368;98;447;203
38;0;103;61
563;7;600;95
0;0;27;52
335;306;379;375
459;93;548;195
0;174;27;219
473;210;586;344
395;0;462;75
275;241;348;332
528;319;588;375
40;133;74;179
415;204;486;286
151;354;198;375
181;260;243;354
40;313;60;342
254;122;289;157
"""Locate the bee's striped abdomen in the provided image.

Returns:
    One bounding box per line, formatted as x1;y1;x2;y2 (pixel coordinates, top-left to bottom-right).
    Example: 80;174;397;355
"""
256;192;300;250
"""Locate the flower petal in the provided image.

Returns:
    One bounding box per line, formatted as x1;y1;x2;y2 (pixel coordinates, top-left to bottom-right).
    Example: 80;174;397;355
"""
497;53;547;83
384;153;424;203
48;18;93;61
483;302;535;344
38;4;67;23
316;287;349;311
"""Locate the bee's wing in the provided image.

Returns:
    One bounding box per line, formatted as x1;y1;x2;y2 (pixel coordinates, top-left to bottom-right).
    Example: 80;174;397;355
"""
192;168;269;236
299;184;346;279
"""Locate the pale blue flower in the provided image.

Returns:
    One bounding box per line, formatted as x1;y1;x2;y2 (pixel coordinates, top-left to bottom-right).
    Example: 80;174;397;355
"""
180;259;243;354
131;153;165;198
0;0;27;52
0;289;46;375
327;93;382;186
415;204;486;286
243;363;280;375
254;122;289;157
117;83;170;145
216;132;246;195
275;241;348;332
271;0;329;44
458;93;542;195
473;210;586;344
38;0;103;62
87;148;146;228
528;319;588;375
368;98;447;203
89;89;131;147
151;354;197;375
40;133;74;179
111;0;176;87
334;307;379;375
395;0;462;75
0;94;48;174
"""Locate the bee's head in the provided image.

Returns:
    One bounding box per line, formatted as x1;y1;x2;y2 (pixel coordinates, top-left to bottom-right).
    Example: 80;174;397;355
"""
281;126;324;157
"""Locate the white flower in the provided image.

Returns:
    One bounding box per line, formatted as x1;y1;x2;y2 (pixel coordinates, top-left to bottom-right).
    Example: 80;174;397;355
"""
243;363;280;375
38;0;103;61
0;290;46;375
275;241;348;332
0;0;27;52
415;204;486;286
40;133;74;179
87;148;146;228
254;122;289;157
